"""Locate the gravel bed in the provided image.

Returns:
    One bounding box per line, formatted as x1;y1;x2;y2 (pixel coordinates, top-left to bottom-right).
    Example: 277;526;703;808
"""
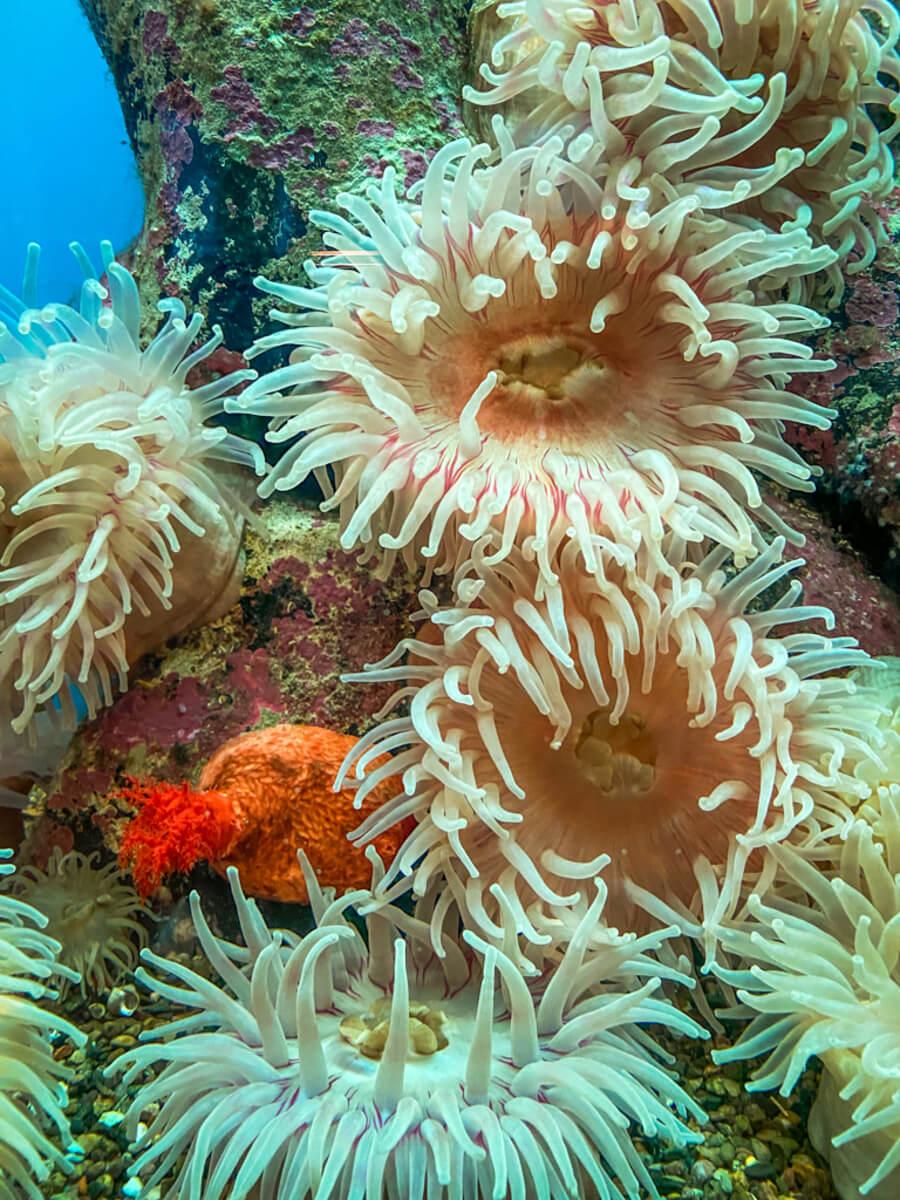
36;969;836;1200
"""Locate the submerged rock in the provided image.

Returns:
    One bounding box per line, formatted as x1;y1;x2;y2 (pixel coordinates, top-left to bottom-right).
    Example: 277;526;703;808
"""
22;501;419;874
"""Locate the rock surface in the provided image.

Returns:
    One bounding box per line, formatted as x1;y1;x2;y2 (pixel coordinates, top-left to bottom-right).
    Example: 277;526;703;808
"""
78;0;469;356
23;501;419;871
787;188;900;596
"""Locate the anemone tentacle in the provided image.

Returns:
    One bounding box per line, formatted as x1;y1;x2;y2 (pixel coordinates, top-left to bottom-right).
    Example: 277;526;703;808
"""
0;850;86;1200
713;788;900;1200
0;243;265;731
464;0;900;303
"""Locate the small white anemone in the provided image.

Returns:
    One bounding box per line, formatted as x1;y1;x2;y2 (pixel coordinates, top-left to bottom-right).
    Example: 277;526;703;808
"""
0;849;86;1200
713;788;900;1200
8;847;148;997
108;849;709;1200
0;242;265;732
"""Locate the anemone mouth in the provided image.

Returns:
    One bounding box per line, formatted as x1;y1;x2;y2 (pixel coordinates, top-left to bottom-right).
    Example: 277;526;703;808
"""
432;321;630;450
483;655;764;914
573;707;658;796
421;241;735;460
340;996;450;1061
496;334;592;397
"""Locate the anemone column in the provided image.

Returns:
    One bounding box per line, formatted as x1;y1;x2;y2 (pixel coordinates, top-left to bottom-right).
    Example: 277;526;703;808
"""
78;0;470;351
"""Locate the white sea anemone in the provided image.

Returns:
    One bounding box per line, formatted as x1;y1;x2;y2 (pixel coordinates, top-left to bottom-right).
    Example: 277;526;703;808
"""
464;0;900;301
338;534;882;966
7;847;147;997
109;849;708;1200
713;787;900;1200
234;134;836;591
0;849;86;1200
0;242;265;732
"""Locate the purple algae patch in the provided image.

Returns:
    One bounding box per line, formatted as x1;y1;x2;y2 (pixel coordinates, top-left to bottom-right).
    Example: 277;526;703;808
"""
155;79;203;125
143;10;178;58
248;126;317;170
286;6;317;35
391;64;425;91
356;119;397;138
211;65;278;138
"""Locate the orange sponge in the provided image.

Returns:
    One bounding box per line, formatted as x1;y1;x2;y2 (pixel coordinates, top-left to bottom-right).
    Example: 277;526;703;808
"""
118;724;411;903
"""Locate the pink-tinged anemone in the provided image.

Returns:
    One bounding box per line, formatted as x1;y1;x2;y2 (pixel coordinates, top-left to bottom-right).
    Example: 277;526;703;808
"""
464;0;900;303
713;790;900;1200
0;243;265;732
235;136;836;591
338;536;883;966
109;850;708;1200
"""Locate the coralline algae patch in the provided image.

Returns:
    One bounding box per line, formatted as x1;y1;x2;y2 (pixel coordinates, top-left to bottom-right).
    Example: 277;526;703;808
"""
26;503;418;871
94;0;467;343
786;186;900;588
773;497;900;659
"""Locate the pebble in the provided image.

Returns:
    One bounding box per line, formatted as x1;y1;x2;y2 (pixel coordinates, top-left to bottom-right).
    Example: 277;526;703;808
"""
712;1166;734;1194
97;1111;125;1129
744;1158;778;1180
749;1137;772;1161
107;986;140;1017
717;1138;736;1163
690;1158;715;1185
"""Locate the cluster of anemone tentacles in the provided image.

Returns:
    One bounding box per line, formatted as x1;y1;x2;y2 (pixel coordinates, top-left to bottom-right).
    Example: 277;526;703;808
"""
3;3;899;1200
107;4;900;1200
6;847;147;998
0;849;84;1200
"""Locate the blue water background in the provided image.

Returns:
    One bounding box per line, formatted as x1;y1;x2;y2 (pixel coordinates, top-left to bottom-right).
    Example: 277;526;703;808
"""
0;0;144;303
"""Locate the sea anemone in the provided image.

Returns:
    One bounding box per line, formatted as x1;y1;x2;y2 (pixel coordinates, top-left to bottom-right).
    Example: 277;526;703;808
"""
713;788;900;1200
0;242;265;732
338;534;881;965
463;0;900;301
0;849;86;1200
7;846;147;998
234;134;837;590
109;849;708;1200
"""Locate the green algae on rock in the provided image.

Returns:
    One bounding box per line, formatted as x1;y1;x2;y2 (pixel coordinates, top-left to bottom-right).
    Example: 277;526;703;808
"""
78;0;469;354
